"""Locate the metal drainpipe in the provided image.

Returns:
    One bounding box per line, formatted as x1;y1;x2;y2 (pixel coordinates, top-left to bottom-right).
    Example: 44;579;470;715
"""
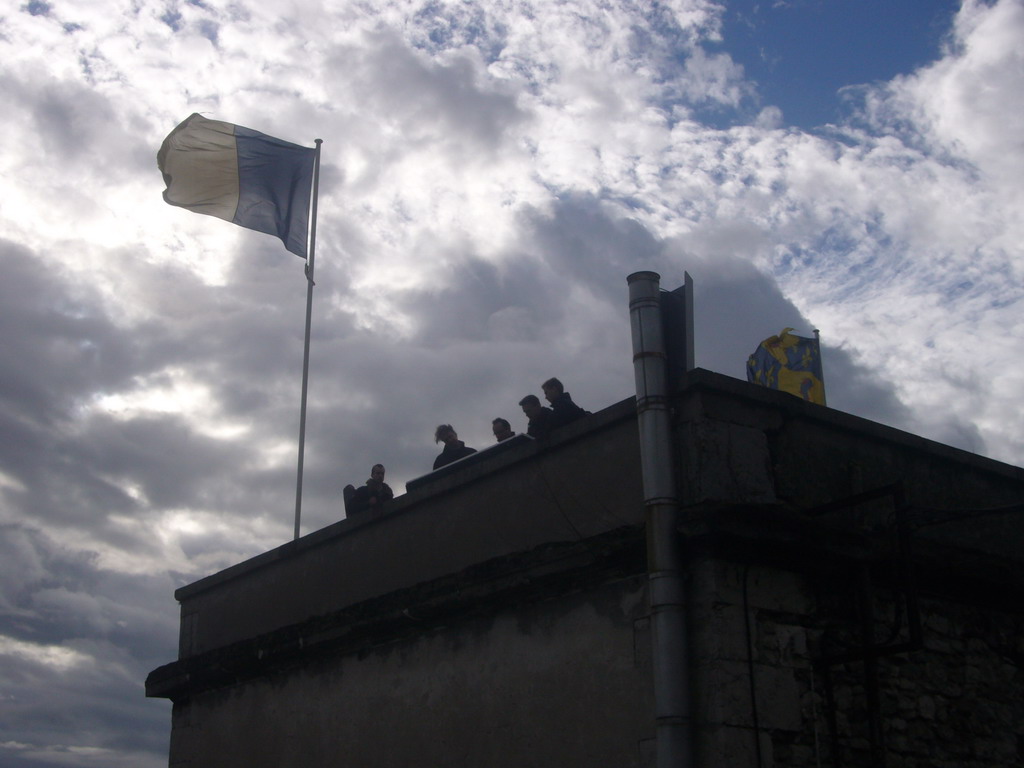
628;271;692;768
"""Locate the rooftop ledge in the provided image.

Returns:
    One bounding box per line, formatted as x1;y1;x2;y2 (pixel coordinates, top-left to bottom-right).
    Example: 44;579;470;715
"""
164;370;1024;662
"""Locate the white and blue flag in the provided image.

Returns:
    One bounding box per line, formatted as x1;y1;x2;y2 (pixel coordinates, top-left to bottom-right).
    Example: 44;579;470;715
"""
157;113;315;258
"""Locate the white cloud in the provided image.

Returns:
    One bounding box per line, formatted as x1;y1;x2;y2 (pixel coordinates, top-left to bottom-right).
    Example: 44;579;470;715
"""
0;635;92;672
89;366;252;440
884;0;1024;252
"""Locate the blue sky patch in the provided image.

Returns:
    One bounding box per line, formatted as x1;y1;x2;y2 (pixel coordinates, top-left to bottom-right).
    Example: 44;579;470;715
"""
715;0;962;129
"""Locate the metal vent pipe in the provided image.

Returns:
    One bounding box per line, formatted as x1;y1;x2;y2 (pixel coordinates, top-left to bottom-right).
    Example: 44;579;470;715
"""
628;271;692;768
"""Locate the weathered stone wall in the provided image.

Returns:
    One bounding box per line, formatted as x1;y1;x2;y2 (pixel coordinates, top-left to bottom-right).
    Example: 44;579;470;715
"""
817;597;1024;767
689;556;1024;768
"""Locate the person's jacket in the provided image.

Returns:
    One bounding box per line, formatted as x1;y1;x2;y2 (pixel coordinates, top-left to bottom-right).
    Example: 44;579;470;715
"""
349;479;393;515
548;392;587;430
526;407;554;440
433;440;477;470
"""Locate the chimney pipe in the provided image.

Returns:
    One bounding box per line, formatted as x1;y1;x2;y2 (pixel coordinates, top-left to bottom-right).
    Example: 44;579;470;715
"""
628;271;692;768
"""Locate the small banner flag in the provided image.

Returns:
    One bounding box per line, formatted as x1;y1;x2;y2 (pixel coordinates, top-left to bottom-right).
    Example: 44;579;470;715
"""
157;113;315;258
747;328;825;405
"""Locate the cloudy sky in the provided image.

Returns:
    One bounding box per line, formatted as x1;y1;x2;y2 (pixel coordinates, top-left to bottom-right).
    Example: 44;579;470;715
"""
1;0;1021;764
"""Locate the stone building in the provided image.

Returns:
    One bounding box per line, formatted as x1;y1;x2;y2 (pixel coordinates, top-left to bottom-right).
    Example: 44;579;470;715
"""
147;369;1024;768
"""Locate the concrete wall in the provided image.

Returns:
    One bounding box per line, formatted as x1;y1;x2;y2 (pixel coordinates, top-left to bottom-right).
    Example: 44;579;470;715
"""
168;577;655;768
678;371;1024;513
173;399;644;658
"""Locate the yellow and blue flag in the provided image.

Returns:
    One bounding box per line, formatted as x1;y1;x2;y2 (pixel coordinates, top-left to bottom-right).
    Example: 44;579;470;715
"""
747;328;825;405
157;113;315;258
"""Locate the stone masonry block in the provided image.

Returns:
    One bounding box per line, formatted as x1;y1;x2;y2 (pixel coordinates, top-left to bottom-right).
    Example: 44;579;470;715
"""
697;723;772;768
685;421;775;504
695;658;803;732
702;561;816;616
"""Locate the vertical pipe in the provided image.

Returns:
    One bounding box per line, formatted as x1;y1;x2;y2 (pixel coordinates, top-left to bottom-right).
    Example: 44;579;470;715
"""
293;139;323;541
858;564;885;767
820;663;843;768
892;485;923;649
814;329;827;407
628;271;692;768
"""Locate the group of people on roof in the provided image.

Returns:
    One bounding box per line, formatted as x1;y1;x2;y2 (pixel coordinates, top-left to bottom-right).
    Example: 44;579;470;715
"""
432;377;588;470
345;377;588;518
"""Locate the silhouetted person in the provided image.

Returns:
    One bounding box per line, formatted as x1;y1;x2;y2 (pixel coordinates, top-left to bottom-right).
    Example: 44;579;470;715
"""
542;377;587;431
492;417;516;442
348;463;393;516
519;394;553;440
433;424;477;470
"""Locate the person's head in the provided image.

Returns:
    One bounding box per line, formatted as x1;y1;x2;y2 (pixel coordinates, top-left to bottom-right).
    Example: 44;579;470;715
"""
492;417;513;441
370;464;385;482
519;394;541;419
434;424;456;444
542;377;564;403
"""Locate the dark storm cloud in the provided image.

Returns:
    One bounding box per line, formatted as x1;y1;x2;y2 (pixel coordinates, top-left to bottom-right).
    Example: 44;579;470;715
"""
683;251;918;427
400;256;564;345
79;413;250;508
525;194;665;301
399;193;970;455
0;242;259;529
0;69;155;180
0;525;176;650
0;242;141;423
0;242;312;764
0;643;170;768
0;245;151;525
0;525;96;621
112;242;339;422
0;235;373;588
0;524;173;768
389;193;668;358
328;28;526;155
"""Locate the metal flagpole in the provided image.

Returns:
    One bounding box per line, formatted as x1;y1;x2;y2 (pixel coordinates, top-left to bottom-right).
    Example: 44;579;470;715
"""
294;138;323;540
814;328;827;406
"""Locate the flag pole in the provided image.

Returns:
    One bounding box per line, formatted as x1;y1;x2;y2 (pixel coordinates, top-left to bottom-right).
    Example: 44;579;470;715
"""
294;138;323;540
814;328;827;406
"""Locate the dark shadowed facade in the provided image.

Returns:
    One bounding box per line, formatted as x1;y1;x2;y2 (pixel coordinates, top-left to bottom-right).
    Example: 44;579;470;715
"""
147;370;1024;768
